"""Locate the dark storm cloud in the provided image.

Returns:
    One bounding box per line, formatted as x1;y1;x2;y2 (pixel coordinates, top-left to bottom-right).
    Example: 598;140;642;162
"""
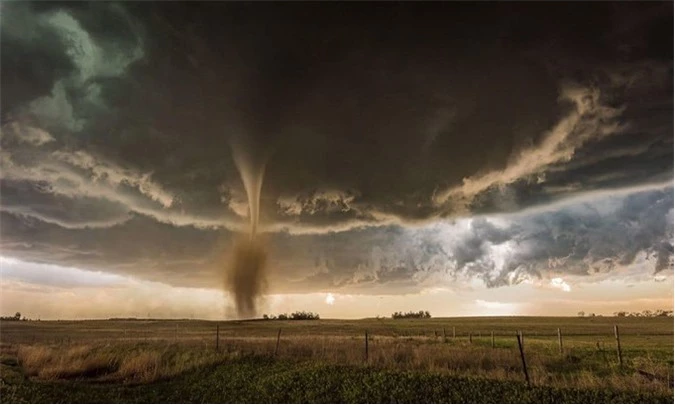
0;211;231;288
0;1;672;292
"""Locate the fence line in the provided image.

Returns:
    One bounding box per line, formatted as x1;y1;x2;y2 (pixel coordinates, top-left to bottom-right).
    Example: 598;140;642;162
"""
516;333;530;386
614;325;623;366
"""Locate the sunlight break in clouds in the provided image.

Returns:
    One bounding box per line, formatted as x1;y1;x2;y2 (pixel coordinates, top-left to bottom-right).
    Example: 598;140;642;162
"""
550;278;572;292
473;300;521;316
0;256;671;319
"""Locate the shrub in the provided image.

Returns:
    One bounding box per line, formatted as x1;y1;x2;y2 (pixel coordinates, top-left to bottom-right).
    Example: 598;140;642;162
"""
261;311;320;320
290;311;320;320
391;311;431;319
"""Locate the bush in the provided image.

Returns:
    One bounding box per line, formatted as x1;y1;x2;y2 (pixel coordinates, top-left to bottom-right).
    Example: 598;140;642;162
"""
290;311;320;320
0;312;24;321
261;311;320;321
391;311;431;319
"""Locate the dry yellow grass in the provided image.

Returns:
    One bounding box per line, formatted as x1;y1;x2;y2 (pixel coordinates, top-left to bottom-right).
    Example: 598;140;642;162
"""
117;351;160;382
7;333;672;398
14;344;217;383
17;344;118;380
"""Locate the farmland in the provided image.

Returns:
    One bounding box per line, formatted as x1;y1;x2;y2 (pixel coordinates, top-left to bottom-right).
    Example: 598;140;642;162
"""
1;316;673;403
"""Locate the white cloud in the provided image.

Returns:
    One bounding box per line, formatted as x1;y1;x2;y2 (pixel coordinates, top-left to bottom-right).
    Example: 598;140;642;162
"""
0;122;55;146
1;149;243;230
474;299;520;315
434;83;625;209
277;189;358;216
550;277;571;292
52;150;174;208
0;205;131;230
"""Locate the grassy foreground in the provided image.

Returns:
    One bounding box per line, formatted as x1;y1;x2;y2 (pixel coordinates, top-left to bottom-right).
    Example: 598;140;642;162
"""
1;317;673;403
1;355;673;404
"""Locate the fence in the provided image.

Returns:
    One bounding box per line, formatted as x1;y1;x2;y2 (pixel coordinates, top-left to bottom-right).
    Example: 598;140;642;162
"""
3;319;668;389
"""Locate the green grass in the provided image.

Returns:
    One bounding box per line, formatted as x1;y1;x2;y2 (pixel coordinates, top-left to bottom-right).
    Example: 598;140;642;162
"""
3;316;673;344
1;317;672;403
1;355;673;404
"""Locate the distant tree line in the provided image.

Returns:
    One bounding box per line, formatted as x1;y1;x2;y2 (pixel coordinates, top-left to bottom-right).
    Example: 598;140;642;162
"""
613;309;673;317
0;312;26;321
262;311;320;320
577;309;673;317
392;310;431;319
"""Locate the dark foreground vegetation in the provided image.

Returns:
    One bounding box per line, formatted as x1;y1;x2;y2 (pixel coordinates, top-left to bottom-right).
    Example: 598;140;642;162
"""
1;355;672;404
1;316;672;403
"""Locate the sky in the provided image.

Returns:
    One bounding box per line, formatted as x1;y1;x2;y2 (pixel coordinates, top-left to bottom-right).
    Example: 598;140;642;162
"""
0;1;673;319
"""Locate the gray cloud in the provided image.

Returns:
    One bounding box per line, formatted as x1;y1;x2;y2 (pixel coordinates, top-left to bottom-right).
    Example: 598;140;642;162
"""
0;257;128;289
320;187;672;292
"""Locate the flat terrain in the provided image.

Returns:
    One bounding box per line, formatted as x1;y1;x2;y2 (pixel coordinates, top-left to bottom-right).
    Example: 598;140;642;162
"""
1;317;673;403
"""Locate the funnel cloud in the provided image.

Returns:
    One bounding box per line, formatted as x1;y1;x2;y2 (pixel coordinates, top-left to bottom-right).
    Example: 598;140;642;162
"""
225;236;267;318
225;137;269;318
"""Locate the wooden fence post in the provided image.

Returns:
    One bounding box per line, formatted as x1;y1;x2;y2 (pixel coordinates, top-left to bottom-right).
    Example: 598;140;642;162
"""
469;332;472;344
557;328;563;354
491;331;495;348
516;333;530;387
365;330;369;362
443;327;447;343
216;324;219;351
274;328;282;356
614;325;623;367
453;326;456;339
519;330;524;348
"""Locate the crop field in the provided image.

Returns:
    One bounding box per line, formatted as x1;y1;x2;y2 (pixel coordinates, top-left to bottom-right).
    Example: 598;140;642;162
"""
1;316;673;403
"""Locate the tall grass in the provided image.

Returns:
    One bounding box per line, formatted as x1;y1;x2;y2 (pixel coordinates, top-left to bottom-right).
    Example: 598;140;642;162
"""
16;343;225;383
10;335;672;398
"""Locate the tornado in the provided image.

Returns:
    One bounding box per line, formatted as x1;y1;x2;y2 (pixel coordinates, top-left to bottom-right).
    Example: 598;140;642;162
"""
225;139;269;319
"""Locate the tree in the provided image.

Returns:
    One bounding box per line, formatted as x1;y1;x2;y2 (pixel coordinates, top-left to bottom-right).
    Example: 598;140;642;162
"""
577;311;585;317
392;310;432;319
14;312;21;320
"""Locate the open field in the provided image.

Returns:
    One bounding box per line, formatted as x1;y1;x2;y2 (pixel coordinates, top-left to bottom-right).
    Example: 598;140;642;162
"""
1;317;673;403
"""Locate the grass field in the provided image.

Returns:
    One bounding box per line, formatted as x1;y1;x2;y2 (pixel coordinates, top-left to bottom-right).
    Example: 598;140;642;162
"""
1;316;673;403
